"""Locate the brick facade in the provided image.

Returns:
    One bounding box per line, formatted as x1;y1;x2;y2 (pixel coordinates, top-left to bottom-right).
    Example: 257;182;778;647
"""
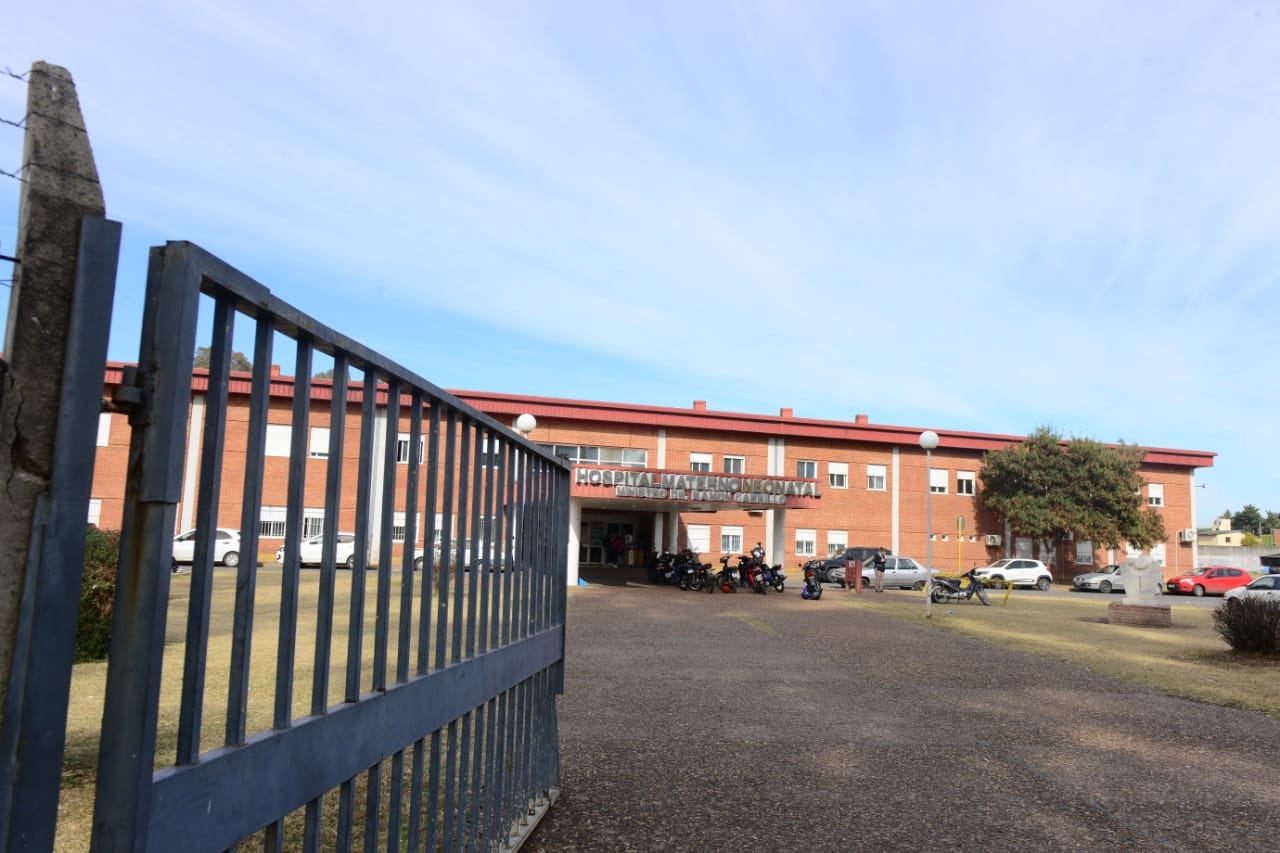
89;364;1215;581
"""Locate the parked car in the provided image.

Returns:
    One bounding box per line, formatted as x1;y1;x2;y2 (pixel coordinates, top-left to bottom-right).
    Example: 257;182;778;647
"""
1069;564;1162;595
172;528;241;571
1223;574;1280;605
1164;566;1252;597
974;558;1053;591
277;532;364;569
828;555;937;590
815;546;891;584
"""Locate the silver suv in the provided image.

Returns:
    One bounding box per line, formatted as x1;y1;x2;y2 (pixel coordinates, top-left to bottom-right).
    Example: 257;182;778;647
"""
975;558;1052;591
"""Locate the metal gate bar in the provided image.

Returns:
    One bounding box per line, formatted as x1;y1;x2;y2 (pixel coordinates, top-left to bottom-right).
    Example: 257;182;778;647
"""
90;241;568;851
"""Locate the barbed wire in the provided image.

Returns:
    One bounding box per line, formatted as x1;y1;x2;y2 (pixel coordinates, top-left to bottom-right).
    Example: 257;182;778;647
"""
0;165;23;183
3;67;28;81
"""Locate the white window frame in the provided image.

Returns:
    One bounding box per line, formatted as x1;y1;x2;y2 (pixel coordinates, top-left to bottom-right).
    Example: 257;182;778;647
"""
690;452;712;472
723;455;745;474
1014;537;1033;558
957;470;976;496
1075;539;1093;565
260;506;288;538
302;508;325;538
796;460;817;479
828;462;848;489
1147;483;1164;507
795;528;816;556
866;464;886;491
929;468;948;494
87;498;102;526
265;424;292;458
720;525;743;554
97;412;112;447
309;427;330;459
827;529;848;558
392;511;422;543
1149;543;1166;567
397;433;424;464
686;523;711;554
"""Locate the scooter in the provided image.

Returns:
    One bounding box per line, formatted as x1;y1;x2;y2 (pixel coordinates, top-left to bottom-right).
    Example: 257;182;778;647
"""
801;562;823;600
716;555;739;593
929;568;990;605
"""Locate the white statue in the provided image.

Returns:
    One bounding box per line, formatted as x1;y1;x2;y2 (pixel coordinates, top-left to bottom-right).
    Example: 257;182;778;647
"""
1120;554;1161;604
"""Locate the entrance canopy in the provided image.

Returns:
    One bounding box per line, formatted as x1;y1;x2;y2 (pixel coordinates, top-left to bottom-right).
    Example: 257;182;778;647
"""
571;465;822;513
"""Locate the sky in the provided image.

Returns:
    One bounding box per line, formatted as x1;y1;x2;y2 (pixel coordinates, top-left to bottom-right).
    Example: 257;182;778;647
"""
2;1;1278;527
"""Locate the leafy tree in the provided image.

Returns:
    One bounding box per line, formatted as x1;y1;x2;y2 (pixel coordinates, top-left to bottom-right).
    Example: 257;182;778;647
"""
1241;532;1262;547
313;368;335;380
1232;505;1264;535
1265;511;1280;535
978;427;1166;569
193;346;252;372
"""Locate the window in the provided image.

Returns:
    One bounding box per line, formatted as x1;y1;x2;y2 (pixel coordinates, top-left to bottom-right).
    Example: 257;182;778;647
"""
260;506;287;538
828;462;848;489
97;412;112;447
1149;543;1166;567
303;509;325;538
480;437;500;468
308;427;330;458
690;452;712;472
866;464;886;491
397;433;424;464
542;444;648;467
827;529;848;557
721;525;743;553
796;460;816;479
686;524;711;553
392;512;422;543
795;528;816;556
1075;539;1093;565
723;455;745;474
265;424;291;457
1014;537;1033;558
1147;483;1164;507
957;471;975;496
87;498;102;525
929;468;948;494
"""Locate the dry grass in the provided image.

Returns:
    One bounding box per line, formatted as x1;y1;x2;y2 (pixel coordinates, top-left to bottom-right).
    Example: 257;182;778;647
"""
59;566;466;851
842;588;1280;717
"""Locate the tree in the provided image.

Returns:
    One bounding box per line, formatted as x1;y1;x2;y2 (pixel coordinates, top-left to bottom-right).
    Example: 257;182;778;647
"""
313;368;334;380
1232;505;1264;536
978;427;1166;570
1265;511;1280;535
193;346;252;373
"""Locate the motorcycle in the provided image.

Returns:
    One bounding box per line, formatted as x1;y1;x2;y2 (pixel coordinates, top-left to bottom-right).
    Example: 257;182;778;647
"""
801;562;823;600
762;563;786;593
929;568;990;605
716;555;739;593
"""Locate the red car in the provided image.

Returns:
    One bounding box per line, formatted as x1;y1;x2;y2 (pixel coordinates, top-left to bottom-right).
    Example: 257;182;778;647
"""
1164;566;1252;597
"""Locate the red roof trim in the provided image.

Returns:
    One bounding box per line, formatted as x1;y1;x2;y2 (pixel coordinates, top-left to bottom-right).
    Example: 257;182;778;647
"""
98;362;1217;469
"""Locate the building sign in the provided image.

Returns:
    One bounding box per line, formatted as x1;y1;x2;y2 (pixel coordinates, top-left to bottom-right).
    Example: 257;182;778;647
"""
573;467;821;507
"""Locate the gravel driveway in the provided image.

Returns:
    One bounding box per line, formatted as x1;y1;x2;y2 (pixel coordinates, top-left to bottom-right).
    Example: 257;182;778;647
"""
526;579;1279;851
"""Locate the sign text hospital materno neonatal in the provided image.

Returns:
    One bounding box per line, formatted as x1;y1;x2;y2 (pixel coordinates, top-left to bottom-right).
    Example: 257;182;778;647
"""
575;468;821;506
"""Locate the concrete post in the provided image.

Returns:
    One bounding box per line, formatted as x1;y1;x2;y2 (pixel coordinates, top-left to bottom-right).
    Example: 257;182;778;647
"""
0;61;106;730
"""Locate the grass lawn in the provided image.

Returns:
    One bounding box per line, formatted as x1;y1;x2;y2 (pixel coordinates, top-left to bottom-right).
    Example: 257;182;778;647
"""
840;587;1280;718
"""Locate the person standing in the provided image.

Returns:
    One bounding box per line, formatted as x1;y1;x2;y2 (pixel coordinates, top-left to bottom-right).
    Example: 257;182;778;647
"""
872;548;888;592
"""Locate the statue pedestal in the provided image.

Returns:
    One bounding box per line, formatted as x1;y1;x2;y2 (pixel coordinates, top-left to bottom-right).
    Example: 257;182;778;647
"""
1107;601;1171;627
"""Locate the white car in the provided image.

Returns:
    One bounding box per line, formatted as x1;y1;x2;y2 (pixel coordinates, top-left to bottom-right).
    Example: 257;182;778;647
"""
975;558;1053;591
1224;574;1280;605
277;532;361;568
172;528;241;570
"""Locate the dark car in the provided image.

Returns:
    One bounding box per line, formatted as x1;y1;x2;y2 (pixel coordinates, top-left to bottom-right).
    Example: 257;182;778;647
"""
815;547;890;584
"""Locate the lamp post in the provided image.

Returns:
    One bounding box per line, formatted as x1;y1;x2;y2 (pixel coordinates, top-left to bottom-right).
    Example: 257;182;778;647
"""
919;431;939;572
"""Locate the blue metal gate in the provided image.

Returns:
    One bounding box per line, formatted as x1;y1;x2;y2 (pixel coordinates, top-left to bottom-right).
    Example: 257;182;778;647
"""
90;241;569;850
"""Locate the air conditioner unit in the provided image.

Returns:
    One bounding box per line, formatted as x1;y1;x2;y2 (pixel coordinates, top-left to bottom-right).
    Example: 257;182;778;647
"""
1178;528;1197;543
984;534;1002;547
